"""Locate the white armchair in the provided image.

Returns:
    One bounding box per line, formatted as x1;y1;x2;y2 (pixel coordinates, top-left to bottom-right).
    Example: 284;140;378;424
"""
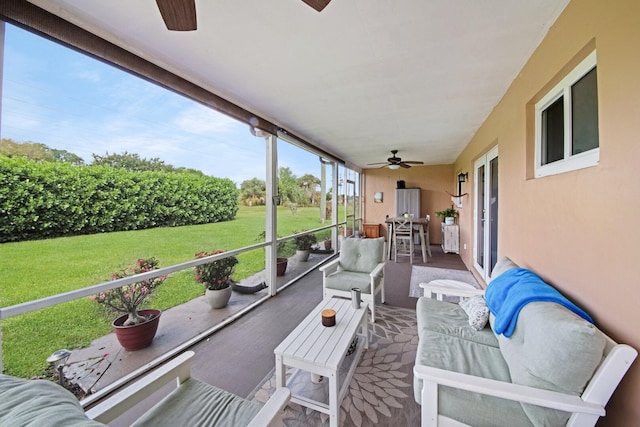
319;236;385;322
87;351;290;426
0;351;290;427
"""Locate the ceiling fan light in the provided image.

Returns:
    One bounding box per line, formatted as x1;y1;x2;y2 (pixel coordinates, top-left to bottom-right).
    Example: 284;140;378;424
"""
388;164;400;170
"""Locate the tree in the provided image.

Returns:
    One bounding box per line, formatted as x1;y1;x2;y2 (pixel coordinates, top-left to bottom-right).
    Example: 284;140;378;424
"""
278;167;305;206
240;178;266;206
92;151;174;172
0;138;84;165
297;173;321;206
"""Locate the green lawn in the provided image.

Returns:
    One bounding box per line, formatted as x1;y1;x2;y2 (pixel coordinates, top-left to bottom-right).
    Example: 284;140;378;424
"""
0;205;332;378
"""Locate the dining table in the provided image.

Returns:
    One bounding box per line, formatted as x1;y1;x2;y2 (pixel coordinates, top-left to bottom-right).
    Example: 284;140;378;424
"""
385;216;431;263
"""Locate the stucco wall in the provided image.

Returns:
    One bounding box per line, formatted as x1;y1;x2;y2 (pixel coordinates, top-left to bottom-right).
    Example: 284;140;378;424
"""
453;0;640;424
363;164;454;243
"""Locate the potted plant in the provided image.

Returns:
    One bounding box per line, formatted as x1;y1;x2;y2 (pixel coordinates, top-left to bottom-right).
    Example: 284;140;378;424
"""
294;230;317;262
194;250;238;309
256;231;290;276
91;257;168;351
435;205;458;225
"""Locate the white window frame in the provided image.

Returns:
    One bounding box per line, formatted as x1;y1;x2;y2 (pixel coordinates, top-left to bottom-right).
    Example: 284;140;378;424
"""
535;51;599;178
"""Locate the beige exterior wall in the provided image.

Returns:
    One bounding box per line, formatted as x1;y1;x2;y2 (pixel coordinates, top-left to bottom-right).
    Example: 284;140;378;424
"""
451;0;640;424
363;165;454;243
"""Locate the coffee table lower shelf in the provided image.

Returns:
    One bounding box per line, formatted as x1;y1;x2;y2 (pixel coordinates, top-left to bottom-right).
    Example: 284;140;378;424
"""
284;335;366;415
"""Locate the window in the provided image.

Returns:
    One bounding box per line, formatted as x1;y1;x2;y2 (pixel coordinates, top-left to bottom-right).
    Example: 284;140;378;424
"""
535;51;598;177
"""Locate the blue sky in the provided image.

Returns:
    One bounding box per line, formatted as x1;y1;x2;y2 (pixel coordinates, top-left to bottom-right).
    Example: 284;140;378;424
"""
1;23;320;186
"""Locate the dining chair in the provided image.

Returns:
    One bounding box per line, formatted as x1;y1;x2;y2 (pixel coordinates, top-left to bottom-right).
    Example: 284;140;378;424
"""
393;216;414;263
424;214;432;257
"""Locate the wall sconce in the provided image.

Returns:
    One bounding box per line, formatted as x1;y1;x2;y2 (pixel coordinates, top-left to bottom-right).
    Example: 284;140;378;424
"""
457;172;468;199
47;349;71;386
388;164;400;170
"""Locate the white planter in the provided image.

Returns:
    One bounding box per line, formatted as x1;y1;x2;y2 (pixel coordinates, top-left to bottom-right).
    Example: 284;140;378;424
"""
296;249;310;262
445;217;455;225
205;286;232;309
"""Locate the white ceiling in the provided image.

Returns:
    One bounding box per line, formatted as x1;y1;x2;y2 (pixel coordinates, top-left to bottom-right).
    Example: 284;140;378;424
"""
27;0;569;169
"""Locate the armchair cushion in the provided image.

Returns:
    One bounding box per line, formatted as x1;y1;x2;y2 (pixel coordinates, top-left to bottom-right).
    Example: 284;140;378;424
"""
338;236;384;274
324;270;377;294
132;378;262;427
0;374;104;427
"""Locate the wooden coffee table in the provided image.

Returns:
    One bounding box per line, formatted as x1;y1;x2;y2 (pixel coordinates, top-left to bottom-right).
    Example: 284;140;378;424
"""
274;297;368;427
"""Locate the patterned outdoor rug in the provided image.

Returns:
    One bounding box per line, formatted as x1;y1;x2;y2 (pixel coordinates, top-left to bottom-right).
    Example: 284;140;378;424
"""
249;305;421;426
408;265;480;298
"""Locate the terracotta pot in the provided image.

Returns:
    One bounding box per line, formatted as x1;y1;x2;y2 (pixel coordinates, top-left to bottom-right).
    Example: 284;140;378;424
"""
324;239;332;250
276;257;288;276
112;309;161;351
205;286;232;309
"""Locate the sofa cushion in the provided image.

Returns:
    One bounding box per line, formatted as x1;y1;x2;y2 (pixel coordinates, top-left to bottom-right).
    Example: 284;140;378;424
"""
459;296;490;330
486;268;594;338
0;374;104;426
414;330;532;427
338;236;384;273
132;378;262;427
496;302;606;426
417;297;498;347
489;256;519;283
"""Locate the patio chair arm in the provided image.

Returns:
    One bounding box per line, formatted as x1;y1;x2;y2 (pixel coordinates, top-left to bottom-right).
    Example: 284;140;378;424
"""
370;262;385;278
247;387;291;427
86;351;195;423
419;282;485;299
319;258;340;275
413;365;605;416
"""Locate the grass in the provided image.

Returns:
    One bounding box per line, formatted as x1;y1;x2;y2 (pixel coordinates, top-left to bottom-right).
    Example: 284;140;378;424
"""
0;205;332;378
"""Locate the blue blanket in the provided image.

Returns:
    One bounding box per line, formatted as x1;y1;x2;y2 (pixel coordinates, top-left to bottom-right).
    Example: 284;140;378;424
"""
485;268;593;337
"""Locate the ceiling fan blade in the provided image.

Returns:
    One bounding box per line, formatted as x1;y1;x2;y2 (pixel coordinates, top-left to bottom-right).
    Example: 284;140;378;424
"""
403;161;424;165
156;0;197;31
399;163;411;168
301;0;332;12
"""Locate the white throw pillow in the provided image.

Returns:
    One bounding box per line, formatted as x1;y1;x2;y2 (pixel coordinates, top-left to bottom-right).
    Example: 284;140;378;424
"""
459;295;490;330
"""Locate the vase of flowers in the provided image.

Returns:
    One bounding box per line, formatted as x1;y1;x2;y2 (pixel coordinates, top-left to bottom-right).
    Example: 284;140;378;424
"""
91;257;168;351
194;250;239;309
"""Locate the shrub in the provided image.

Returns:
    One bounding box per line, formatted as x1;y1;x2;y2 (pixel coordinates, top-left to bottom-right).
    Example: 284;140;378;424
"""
0;156;239;242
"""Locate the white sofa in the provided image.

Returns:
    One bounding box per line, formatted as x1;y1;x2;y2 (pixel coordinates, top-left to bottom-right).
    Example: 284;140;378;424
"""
413;257;637;427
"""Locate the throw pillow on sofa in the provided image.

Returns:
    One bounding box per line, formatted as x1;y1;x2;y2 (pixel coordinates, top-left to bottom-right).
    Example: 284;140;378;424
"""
459;295;489;330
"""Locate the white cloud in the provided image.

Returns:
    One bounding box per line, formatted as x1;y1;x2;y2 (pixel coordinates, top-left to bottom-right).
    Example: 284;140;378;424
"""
173;105;242;135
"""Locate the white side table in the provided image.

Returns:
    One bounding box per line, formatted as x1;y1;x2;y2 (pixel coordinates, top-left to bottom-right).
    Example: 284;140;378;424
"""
441;223;460;254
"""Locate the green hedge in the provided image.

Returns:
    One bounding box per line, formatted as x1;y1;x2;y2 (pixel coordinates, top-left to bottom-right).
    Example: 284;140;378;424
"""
0;156;239;242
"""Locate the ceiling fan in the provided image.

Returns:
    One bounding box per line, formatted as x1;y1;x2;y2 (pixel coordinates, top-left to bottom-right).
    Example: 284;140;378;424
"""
368;150;424;170
155;0;332;32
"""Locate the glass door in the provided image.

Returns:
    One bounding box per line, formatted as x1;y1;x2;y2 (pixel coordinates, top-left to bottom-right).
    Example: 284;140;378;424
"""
474;146;499;281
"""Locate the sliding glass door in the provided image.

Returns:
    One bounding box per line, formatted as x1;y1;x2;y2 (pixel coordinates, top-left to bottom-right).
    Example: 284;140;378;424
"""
474;146;499;281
